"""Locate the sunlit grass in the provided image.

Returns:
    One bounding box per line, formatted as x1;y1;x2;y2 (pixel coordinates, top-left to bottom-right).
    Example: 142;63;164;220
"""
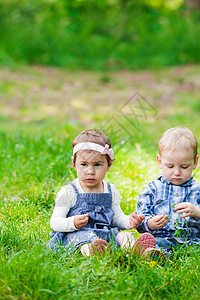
1;117;200;299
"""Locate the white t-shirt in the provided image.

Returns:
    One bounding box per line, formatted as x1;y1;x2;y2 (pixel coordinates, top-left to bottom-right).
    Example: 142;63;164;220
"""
50;178;131;232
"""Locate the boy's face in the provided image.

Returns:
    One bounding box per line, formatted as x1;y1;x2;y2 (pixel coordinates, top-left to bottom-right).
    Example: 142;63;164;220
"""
72;150;110;192
157;149;199;185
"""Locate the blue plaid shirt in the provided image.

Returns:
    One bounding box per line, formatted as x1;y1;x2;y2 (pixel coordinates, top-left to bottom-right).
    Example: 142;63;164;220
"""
136;174;200;243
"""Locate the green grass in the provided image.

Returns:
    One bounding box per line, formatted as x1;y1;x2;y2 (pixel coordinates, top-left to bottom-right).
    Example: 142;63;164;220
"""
1;65;200;299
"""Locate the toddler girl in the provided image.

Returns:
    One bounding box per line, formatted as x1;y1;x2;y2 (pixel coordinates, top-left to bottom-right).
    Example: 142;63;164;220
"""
48;130;157;257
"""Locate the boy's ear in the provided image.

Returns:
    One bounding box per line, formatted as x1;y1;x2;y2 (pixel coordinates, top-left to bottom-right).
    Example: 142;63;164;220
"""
193;155;199;170
156;154;162;169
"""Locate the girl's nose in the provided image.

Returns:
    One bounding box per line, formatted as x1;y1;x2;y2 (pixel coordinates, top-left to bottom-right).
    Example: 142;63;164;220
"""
87;166;94;175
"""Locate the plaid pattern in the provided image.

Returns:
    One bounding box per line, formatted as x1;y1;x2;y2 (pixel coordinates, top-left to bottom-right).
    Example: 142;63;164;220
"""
136;174;200;244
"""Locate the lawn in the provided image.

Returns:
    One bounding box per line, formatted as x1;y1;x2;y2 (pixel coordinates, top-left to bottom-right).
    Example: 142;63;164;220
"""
0;65;200;299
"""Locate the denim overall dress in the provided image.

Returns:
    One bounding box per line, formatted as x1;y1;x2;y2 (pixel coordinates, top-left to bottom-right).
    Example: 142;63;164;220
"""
48;182;119;254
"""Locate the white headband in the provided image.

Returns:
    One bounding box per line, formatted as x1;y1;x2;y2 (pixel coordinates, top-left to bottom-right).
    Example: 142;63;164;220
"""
73;142;114;159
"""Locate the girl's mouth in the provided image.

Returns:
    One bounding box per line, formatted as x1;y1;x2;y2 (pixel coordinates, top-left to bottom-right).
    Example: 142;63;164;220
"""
86;178;95;181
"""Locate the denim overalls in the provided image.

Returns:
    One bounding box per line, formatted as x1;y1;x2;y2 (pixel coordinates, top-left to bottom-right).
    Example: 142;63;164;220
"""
47;182;119;254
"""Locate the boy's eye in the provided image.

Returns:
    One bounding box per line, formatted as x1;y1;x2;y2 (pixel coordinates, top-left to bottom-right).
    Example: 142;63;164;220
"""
181;166;188;169
167;165;174;169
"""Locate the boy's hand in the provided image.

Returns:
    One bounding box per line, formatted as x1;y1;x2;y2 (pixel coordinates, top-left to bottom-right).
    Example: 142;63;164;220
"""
129;212;145;228
147;214;169;231
175;202;200;220
74;213;89;229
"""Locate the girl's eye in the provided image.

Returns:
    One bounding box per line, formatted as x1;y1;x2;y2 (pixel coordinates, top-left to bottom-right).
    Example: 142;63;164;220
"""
81;163;87;166
95;163;101;167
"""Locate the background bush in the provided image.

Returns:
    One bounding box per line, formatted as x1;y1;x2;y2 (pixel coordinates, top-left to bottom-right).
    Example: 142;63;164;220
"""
0;0;200;69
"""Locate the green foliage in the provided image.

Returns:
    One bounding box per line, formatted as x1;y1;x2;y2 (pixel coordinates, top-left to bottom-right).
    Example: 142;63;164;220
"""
0;0;200;69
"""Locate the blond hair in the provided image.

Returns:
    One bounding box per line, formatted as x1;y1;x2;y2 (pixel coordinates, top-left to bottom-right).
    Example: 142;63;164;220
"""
72;129;112;166
159;127;198;160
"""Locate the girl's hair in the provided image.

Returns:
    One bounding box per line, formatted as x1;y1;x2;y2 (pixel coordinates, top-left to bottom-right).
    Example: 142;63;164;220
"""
72;129;113;166
159;126;198;160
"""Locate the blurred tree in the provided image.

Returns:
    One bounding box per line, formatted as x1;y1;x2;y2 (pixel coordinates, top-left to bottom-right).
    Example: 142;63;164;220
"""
0;0;200;68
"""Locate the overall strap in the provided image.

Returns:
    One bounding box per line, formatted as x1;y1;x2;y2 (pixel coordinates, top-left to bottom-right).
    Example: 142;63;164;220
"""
66;182;79;195
107;182;112;194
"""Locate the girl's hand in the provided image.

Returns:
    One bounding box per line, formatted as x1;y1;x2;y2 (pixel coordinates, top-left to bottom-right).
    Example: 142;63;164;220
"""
147;214;169;231
175;202;200;220
74;213;89;229
129;212;145;228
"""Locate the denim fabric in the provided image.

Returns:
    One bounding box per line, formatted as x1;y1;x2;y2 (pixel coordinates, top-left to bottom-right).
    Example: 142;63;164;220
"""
155;237;180;252
48;182;119;254
155;236;200;257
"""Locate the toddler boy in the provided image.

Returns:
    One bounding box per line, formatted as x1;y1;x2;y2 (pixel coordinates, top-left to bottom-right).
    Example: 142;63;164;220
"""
136;127;200;254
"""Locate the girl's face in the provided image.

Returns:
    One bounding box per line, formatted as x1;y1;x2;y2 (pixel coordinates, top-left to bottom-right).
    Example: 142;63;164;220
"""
73;150;111;192
157;149;199;185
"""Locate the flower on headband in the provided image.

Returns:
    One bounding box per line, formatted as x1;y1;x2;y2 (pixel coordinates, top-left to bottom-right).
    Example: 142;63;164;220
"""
101;144;114;159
